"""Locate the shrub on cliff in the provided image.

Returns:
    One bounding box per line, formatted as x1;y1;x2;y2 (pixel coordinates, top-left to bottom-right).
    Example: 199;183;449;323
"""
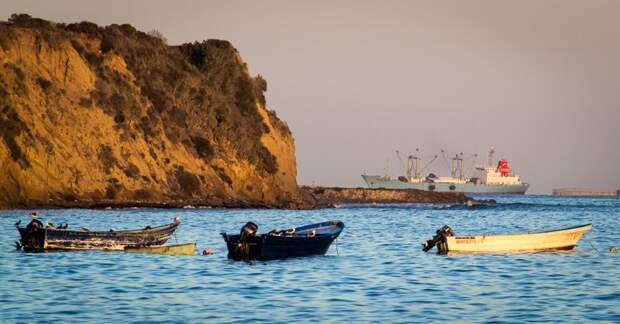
36;77;53;92
257;145;278;174
0;24;16;50
253;74;267;106
65;21;101;36
0;104;31;168
8;14;54;29
192;136;214;160
174;166;202;197
147;29;167;45
123;163;141;179
98;144;117;174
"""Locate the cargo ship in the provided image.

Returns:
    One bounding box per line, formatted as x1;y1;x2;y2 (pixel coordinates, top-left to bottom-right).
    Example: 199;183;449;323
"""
361;148;529;194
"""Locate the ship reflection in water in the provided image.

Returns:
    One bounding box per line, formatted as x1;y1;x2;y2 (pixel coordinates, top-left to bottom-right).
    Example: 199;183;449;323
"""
362;147;529;194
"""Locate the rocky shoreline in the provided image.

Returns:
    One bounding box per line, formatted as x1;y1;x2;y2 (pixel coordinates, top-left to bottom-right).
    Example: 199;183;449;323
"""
1;186;470;210
302;186;469;207
1;198;304;210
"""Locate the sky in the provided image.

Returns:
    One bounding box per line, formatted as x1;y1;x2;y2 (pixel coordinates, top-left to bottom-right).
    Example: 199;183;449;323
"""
2;0;619;194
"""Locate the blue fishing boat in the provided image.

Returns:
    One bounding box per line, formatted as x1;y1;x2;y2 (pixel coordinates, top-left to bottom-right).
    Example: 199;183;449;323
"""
222;220;344;261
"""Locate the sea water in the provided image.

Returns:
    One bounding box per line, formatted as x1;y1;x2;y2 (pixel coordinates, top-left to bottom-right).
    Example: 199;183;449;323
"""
1;195;618;322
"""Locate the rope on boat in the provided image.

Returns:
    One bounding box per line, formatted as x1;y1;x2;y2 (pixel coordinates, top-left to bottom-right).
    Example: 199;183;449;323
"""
584;236;600;254
584;236;618;254
335;237;339;256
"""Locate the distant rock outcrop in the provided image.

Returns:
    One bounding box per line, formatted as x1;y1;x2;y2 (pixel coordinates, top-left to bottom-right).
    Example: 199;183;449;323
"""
0;14;309;208
302;186;469;206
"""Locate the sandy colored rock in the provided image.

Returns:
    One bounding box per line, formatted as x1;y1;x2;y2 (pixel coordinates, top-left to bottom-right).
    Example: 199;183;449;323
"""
0;15;310;209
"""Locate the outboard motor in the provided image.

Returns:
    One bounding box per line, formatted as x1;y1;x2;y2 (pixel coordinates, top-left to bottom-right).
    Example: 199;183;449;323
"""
16;218;46;251
235;222;258;260
422;225;454;253
239;222;258;241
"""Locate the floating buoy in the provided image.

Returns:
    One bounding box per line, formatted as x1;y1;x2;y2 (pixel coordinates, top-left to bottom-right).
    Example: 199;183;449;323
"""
202;248;213;256
610;246;618;253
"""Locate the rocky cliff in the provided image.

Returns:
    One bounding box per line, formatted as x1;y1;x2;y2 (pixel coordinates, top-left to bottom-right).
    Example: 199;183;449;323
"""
0;14;308;208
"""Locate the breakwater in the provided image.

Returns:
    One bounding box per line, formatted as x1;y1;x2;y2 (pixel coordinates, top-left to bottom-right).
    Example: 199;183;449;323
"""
553;188;620;196
301;186;469;206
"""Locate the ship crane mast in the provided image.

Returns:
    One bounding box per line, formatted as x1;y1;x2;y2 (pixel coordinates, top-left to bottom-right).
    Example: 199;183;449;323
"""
468;154;478;178
450;153;465;180
395;150;413;179
486;147;495;168
410;148;422;179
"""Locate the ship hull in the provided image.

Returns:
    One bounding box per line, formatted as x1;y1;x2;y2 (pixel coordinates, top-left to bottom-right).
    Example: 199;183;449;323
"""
361;175;529;194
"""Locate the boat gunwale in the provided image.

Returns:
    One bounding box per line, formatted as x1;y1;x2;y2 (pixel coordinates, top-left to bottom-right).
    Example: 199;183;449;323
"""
293;220;344;232
18;221;180;236
223;220;344;241
451;223;592;239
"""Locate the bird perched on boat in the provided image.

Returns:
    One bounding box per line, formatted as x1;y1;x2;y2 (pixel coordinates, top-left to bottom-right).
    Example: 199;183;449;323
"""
173;215;181;224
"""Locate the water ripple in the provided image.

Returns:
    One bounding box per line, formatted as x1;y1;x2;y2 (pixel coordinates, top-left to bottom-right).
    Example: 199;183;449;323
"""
1;195;619;322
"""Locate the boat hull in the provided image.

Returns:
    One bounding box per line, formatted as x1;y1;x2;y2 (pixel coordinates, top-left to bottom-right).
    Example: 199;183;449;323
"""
362;175;529;194
124;242;196;255
17;221;179;251
445;224;592;253
222;220;344;261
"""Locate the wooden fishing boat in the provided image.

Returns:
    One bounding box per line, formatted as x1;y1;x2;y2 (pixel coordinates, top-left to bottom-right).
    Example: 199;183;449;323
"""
423;223;592;253
15;217;180;252
124;242;196;255
222;220;344;261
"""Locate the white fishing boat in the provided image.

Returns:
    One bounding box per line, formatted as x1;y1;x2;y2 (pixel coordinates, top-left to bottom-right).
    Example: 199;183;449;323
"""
423;224;592;253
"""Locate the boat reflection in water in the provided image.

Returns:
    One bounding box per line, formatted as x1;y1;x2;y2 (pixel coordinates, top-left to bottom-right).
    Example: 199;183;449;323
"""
125;242;196;255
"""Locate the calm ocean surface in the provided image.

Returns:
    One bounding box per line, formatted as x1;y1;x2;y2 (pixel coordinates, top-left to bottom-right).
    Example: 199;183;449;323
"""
1;195;619;323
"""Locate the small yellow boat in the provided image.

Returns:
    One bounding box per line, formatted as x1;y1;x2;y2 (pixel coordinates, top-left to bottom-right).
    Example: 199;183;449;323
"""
124;242;196;255
423;224;592;253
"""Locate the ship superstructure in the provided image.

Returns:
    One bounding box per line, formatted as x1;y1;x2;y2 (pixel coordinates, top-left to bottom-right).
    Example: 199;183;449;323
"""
362;148;529;194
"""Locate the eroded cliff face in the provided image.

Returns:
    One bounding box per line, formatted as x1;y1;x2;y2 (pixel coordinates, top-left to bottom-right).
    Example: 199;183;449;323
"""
0;15;307;208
